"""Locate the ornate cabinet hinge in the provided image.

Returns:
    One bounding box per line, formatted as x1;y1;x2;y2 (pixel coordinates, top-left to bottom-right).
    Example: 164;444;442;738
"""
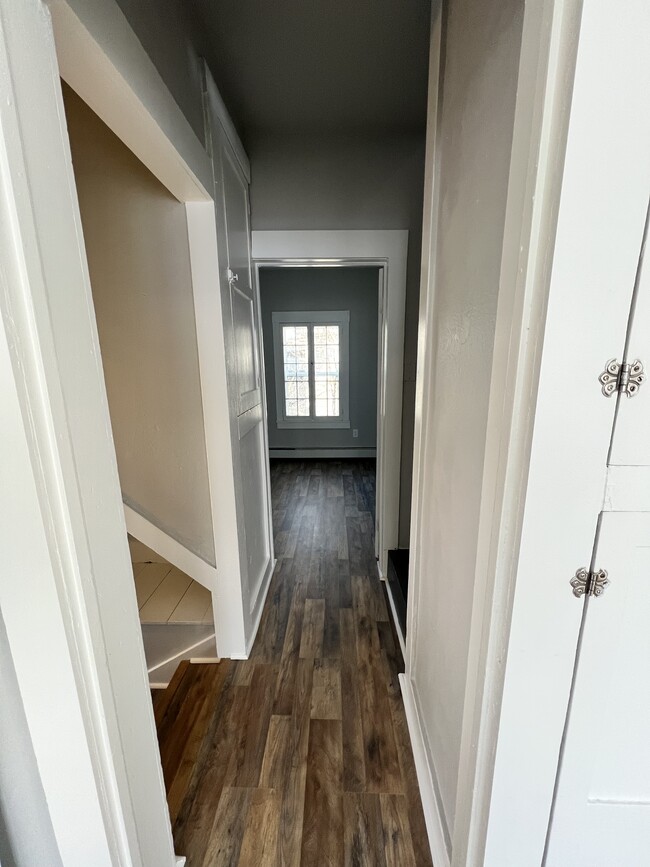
570;567;610;599
599;359;645;397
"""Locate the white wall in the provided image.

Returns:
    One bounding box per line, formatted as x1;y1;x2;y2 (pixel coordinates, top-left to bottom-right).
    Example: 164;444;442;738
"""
249;131;425;542
63;83;215;565
410;0;524;843
0;613;62;867
259;266;379;451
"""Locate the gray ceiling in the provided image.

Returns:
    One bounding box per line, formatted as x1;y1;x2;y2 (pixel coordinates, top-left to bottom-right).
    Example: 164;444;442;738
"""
187;0;432;137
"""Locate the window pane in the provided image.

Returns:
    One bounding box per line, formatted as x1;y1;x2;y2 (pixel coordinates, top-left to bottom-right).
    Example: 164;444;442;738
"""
314;345;327;363
326;325;339;343
328;399;339;416
281;324;311;418
315;398;328;416
326;344;339;363
315;382;327;399
313;325;327;344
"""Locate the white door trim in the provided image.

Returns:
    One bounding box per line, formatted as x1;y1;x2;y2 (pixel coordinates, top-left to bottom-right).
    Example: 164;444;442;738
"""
0;0;177;862
50;0;246;657
252;229;408;576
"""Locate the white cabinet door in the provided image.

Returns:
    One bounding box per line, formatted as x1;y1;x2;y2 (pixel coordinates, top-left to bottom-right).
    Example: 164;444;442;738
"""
545;513;650;867
205;71;273;637
546;199;650;864
607;210;650;468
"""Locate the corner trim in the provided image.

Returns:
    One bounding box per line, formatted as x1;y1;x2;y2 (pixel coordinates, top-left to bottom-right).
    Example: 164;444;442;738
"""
399;673;451;867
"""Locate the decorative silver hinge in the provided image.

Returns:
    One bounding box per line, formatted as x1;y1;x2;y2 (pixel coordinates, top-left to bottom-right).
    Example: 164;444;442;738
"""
599;359;645;397
570;567;609;599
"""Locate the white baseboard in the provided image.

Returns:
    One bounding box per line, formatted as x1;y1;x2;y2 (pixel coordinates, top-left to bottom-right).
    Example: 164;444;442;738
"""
384;580;406;660
146;633;217;687
239;557;276;658
269;448;377;459
399;673;451;867
124;505;217;592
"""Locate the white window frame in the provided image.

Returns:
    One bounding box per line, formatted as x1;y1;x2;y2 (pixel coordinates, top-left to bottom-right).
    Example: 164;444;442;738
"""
272;310;350;429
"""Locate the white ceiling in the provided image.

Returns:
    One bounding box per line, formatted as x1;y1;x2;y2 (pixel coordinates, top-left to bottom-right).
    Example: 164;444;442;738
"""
187;0;432;137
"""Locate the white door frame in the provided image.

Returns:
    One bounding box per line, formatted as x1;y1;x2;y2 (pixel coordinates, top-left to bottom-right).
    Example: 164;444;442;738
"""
404;0;650;865
252;229;408;578
0;0;244;863
49;0;247;659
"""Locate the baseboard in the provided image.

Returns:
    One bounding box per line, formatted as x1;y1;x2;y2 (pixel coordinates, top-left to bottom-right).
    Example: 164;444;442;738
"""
399;673;451;867
241;557;277;658
124;505;217;592
384;580;406;660
269;448;377;459
146;633;217;686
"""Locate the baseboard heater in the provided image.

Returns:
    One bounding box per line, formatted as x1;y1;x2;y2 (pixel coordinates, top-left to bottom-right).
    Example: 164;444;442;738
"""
269;447;377;459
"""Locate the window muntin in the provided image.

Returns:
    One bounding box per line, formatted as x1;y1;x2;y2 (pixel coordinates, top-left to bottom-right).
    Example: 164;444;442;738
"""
272;311;350;429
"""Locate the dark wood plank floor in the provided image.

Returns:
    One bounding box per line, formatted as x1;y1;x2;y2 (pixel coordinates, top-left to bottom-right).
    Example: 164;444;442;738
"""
155;459;432;866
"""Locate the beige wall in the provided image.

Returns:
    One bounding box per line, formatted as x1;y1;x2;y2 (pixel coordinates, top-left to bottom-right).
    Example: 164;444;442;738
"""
63;83;215;565
411;0;524;840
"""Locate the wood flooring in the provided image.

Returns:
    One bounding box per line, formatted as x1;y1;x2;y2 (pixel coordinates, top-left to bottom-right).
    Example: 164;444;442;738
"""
154;459;432;866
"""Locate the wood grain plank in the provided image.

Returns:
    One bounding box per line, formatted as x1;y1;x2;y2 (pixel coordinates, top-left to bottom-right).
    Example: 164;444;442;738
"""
237;787;281;866
355;614;402;794
301;719;343;866
299;598;325;659
226;663;278;788
340;608;366;792
278;657;313;867
310;658;342;720
380;793;417;867
200;786;251;867
260;715;292;789
343;792;388;867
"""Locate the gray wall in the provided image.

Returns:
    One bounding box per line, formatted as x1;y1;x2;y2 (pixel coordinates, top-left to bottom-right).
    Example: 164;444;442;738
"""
260;267;379;451
250;132;425;542
112;0;426;546
63;84;215;565
0;612;62;867
411;0;524;837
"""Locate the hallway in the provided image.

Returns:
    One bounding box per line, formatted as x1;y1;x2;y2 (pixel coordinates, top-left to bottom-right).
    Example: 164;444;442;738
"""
155;459;432;865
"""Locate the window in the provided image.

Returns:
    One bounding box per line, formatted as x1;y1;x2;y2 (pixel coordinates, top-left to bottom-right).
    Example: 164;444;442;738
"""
272;311;350;429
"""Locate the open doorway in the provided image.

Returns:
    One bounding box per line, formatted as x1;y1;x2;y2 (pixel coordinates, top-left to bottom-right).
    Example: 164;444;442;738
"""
61;82;219;687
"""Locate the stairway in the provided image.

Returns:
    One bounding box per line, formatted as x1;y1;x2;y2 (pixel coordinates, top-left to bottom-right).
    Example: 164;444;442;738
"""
130;537;218;686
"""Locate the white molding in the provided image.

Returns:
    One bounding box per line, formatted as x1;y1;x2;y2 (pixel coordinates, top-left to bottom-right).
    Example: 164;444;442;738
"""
201;59;250;181
269;448;377;459
50;0;212;202
253;230;408;577
399;674;450;867
186;202;247;658
0;0;176;862
123;505;218;592
246;558;277;649
384;581;406;660
146;633;217;678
